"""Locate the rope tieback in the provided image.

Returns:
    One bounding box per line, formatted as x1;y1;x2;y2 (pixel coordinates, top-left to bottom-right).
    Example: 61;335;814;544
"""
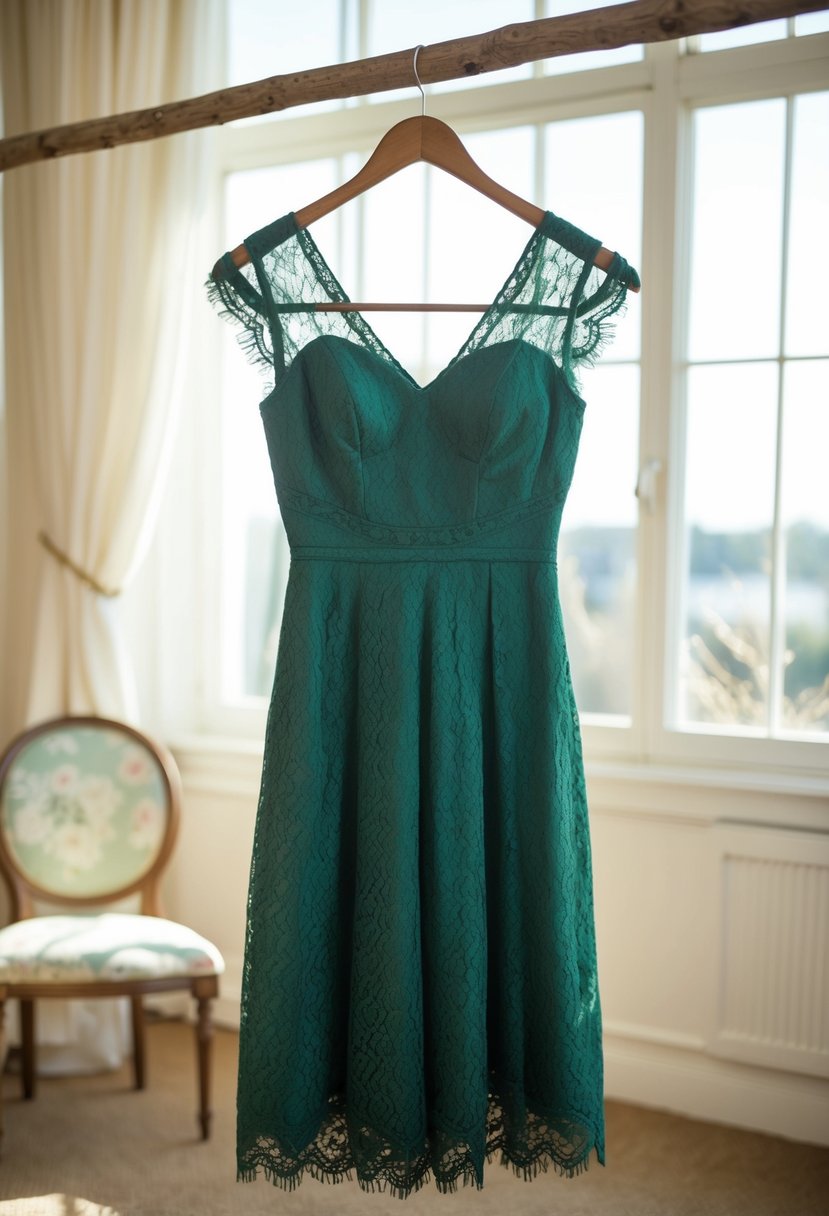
38;530;122;598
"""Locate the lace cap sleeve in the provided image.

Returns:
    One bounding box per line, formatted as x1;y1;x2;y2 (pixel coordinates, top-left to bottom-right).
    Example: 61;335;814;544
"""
447;209;639;401
204;252;277;392
564;243;640;393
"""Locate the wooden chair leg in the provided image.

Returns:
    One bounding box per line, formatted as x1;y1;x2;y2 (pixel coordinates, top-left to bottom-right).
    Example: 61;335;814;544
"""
20;999;35;1101
131;996;146;1090
193;976;217;1140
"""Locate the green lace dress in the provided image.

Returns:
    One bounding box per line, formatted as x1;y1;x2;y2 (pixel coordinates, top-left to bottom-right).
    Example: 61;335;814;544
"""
205;208;639;1199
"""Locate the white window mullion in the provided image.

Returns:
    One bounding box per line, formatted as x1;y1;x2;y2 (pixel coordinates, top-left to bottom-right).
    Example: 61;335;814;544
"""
637;39;685;762
768;94;796;735
532;0;546;79
533;121;545;216
358;0;370;62
355;181;366;300
769;363;787;736
662;93;695;756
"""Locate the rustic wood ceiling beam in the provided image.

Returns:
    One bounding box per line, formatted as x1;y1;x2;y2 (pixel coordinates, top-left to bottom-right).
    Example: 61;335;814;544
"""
0;0;825;172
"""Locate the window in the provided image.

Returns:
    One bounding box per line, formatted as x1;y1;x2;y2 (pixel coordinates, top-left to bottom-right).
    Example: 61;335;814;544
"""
674;92;829;742
686;10;829;53
190;1;829;772
214;116;644;723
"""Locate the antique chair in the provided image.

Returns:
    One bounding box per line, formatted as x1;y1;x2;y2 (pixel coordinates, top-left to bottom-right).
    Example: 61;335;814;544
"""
0;715;224;1151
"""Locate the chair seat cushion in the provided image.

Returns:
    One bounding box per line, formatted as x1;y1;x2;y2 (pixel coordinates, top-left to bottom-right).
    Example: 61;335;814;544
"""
0;913;225;983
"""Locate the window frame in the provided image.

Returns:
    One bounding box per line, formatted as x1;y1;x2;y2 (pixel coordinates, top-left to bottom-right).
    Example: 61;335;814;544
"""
184;19;829;778
654;37;829;775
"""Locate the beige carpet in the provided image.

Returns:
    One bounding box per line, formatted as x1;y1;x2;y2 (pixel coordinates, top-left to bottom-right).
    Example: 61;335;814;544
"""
0;1016;827;1216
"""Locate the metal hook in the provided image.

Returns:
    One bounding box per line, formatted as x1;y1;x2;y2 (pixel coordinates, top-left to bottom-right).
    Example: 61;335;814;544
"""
413;44;426;117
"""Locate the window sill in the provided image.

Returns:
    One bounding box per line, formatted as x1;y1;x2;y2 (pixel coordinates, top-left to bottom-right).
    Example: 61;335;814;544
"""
168;733;829;829
584;758;829;833
585;757;829;799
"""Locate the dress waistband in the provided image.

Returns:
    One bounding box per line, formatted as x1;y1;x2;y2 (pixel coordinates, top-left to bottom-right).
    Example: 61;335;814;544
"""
290;545;556;564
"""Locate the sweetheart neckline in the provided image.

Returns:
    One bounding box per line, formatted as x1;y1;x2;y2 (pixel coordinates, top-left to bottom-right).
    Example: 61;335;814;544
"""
258;332;588;416
289;210;555;393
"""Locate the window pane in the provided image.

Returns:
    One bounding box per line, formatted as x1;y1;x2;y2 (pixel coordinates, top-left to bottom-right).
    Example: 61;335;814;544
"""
358;164;429;381
542;111;643;719
688;100;786;362
796;12;829;35
560;366;640;717
222;161;341;701
785;92;829;358
226;0;345;125
225;159;339;244
354;126;542;383
425;127;536;379
544;110;643;363
219;346;283;701
367;0;534;100
781;360;829;735
543;0;643;74
697;20;787;52
679;364;778;731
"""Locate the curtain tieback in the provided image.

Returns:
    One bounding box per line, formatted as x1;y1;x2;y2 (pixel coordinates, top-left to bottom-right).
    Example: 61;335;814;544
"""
37;531;121;598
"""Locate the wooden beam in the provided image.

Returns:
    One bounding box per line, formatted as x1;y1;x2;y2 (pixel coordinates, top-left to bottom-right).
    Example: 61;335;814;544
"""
0;0;825;172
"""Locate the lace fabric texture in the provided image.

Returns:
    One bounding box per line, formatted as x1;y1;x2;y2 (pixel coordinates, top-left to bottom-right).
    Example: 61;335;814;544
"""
206;209;638;399
204;207;638;1199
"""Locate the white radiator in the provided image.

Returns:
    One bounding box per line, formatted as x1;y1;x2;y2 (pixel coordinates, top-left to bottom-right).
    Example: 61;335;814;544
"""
708;821;829;1079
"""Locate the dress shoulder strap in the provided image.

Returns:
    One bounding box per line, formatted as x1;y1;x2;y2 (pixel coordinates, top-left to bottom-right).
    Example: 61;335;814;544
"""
205;211;388;390
204;208;640;398
463;210;639;397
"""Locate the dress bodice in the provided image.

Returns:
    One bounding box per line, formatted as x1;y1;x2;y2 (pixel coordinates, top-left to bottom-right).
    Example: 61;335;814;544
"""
260;334;585;559
205;207;640;559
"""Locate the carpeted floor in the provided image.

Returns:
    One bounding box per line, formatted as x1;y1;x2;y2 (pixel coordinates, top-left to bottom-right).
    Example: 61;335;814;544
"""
0;1016;827;1216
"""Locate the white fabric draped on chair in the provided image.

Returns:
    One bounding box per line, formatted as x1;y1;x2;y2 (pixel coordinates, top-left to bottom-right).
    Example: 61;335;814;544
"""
0;0;222;1072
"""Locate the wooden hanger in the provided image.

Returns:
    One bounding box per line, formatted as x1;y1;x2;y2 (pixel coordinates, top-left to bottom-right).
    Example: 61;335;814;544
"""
223;48;640;308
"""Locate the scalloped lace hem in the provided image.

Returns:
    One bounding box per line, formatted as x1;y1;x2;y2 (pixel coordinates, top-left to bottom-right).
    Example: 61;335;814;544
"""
237;1096;605;1200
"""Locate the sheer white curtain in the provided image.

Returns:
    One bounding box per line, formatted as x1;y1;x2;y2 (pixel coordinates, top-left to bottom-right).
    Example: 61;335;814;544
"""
0;0;223;1072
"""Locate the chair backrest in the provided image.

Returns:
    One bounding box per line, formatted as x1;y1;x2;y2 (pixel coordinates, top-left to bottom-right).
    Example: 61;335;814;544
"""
0;716;181;919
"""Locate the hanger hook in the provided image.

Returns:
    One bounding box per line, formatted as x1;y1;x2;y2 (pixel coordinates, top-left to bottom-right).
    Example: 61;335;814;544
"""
412;44;426;117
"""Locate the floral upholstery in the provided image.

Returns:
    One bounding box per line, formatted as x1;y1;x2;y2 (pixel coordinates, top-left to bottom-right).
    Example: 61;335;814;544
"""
0;913;225;983
0;724;171;899
0;717;223;1146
